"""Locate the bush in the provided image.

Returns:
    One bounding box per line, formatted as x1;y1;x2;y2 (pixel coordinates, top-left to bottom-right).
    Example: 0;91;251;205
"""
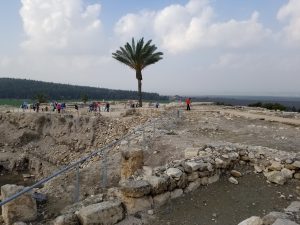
248;102;287;111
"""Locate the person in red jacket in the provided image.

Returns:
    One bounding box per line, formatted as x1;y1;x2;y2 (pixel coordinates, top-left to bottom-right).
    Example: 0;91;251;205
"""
186;98;191;111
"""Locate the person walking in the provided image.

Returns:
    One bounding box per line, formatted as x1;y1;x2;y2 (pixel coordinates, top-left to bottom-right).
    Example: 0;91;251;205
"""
186;98;191;111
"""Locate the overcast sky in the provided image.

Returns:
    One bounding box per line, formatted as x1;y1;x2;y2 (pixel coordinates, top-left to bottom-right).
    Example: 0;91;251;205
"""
0;0;299;96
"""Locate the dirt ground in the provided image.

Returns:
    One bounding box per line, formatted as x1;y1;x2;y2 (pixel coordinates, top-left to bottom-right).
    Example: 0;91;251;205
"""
144;105;300;167
149;166;300;225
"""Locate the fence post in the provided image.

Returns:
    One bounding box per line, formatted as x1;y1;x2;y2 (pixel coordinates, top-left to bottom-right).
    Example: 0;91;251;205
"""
74;163;80;202
100;150;108;189
153;120;156;138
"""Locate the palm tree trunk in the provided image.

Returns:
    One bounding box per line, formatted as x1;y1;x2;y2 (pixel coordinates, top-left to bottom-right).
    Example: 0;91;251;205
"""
136;70;143;107
137;79;142;107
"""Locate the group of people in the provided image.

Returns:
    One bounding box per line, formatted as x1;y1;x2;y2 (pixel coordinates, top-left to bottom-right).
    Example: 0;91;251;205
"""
88;102;110;112
51;102;66;113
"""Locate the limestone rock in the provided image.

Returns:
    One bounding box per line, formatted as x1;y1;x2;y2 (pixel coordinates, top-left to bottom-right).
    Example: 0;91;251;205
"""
120;180;151;198
208;174;220;184
77;201;124;225
200;177;209;185
153;192;171;208
281;168;294;179
166;168;183;179
228;177;239;185
1;184;37;225
184;162;202;172
170;189;183;199
144;176;169;195
13;223;27;225
177;173;188;189
238;216;263;225
265;171;286;185
215;158;224;168
184;148;199;159
285;201;300;213
254;165;264;173
121;196;153;215
184;179;201;193
187;172;199;182
294;173;300;179
269;161;283;171
262;211;290;225
53;214;79;225
272;219;299;225
292;161;300;169
231;170;242;177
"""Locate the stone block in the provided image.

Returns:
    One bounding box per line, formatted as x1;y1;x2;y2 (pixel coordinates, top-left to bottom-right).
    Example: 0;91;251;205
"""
53;213;79;225
144;176;168;195
184;179;201;193
264;171;286;185
262;211;290;225
166;168;182;180
285;201;300;213
238;216;263;225
1;184;37;225
77;201;124;225
119;180;151;198
170;189;183;199
153;192;171;208
121;196;153;215
272;219;299;225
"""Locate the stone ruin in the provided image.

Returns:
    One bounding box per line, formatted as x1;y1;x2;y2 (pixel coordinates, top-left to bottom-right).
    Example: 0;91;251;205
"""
2;141;300;225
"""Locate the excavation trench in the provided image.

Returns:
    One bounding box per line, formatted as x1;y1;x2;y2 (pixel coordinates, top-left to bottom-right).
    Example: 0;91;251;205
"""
149;166;300;225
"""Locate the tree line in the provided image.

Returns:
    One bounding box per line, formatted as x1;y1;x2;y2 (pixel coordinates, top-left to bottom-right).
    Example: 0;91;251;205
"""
0;78;168;101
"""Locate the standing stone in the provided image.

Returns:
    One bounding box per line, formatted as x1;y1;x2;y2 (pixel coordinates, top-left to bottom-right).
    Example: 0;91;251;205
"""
238;216;263;225
121;148;144;180
77;201;124;225
1;184;37;225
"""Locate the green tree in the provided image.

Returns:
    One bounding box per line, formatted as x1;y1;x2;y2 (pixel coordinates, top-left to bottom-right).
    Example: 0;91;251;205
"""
34;93;48;103
81;94;88;104
112;38;163;107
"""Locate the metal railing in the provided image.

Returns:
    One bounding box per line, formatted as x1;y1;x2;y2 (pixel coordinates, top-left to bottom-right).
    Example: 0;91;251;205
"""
0;109;183;207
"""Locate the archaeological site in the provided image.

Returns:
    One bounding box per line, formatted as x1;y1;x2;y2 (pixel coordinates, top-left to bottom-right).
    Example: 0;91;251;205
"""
1;103;300;225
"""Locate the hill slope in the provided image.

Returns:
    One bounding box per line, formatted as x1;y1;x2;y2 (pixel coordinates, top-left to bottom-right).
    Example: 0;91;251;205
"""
0;78;168;101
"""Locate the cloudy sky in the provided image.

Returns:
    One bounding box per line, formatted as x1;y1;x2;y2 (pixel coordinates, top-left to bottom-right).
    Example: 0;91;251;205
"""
0;0;299;96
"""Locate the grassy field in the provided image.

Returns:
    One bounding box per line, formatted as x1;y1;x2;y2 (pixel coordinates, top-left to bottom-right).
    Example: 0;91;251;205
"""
0;99;25;107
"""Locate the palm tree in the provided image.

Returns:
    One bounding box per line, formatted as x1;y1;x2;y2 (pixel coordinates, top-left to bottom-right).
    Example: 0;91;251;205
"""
112;38;163;107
